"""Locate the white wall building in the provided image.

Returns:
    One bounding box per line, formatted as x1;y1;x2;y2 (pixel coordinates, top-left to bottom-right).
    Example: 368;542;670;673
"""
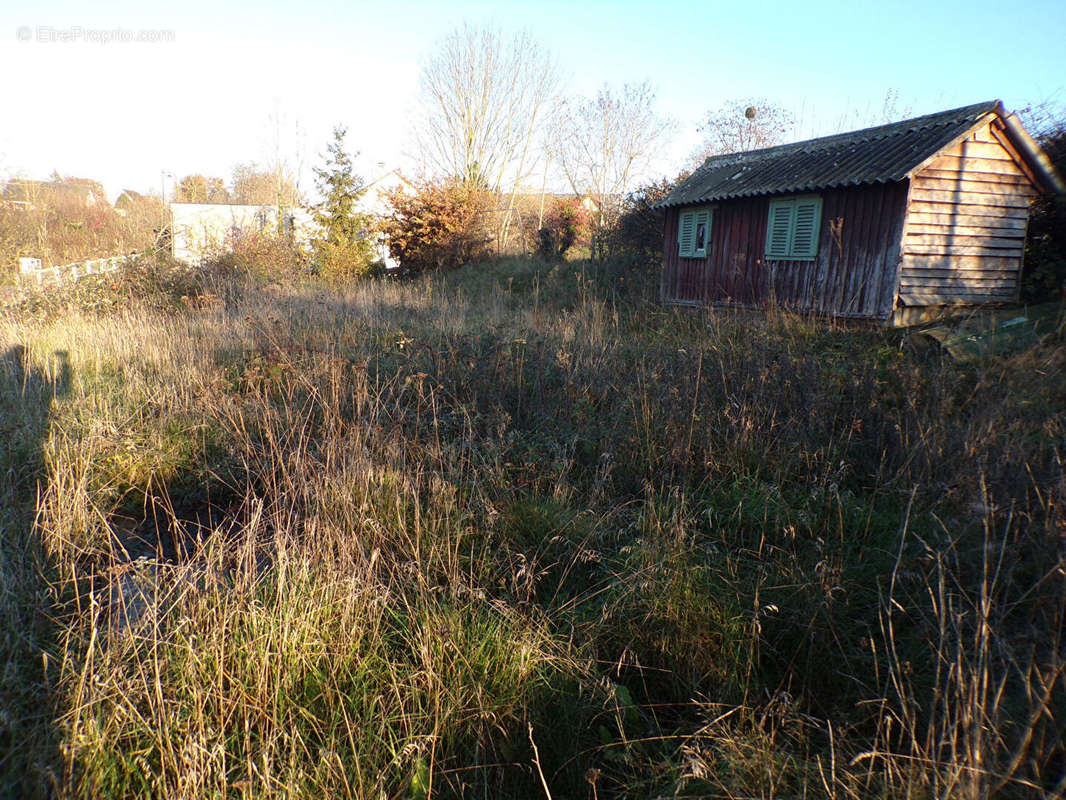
170;203;316;264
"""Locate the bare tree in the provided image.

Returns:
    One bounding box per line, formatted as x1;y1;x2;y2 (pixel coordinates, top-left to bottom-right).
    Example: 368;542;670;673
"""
231;162;301;206
554;82;673;244
690;98;796;166
413;25;559;193
1019;96;1066;140
265;106;306;209
174;174;229;204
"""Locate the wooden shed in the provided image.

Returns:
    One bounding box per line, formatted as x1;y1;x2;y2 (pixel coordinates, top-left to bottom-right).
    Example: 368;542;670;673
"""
657;101;1064;324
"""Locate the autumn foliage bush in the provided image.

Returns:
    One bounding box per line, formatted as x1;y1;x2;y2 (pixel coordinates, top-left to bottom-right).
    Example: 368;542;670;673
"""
381;178;493;273
536;196;591;260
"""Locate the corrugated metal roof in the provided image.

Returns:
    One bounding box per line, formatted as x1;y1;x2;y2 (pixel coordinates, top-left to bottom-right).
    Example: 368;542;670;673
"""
658;101;1003;208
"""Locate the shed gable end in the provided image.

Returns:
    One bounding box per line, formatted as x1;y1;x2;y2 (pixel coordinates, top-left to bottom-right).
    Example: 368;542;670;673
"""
898;121;1039;306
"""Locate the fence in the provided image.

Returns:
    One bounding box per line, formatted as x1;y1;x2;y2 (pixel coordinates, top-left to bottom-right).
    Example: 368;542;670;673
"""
18;254;131;288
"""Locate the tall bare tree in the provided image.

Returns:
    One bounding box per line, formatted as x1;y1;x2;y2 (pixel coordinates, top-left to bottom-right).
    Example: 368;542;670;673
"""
554;82;673;243
264;106;307;209
690;98;796;166
174;174;229;204
231;162;301;206
413;25;558;192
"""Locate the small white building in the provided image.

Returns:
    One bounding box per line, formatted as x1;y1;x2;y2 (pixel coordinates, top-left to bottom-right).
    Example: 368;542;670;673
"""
169;203;316;264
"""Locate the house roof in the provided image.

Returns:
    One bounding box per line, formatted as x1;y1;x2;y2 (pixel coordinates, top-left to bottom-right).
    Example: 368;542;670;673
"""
2;178;104;205
657;100;1064;208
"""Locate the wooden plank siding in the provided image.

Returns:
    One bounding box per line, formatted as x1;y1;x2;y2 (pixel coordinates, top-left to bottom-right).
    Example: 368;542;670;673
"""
898;122;1039;306
661;182;908;319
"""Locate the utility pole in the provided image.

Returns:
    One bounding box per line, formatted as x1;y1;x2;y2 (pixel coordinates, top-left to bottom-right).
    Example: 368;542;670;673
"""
159;170;172;228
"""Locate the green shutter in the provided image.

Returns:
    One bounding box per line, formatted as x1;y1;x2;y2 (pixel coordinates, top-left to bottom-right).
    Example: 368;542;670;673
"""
765;199;794;259
765;196;821;260
679;208;712;258
678;210;695;257
791;197;822;260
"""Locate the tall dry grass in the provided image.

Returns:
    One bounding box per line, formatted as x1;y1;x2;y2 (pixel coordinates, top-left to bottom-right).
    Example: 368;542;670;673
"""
1;256;1063;798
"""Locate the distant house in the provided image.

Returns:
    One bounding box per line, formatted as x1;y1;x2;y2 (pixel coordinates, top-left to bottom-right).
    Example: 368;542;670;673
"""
169;203;315;264
0;180;34;210
2;177;106;210
567;194;602;216
357;167;409;218
115;189;154;217
656;101;1064;324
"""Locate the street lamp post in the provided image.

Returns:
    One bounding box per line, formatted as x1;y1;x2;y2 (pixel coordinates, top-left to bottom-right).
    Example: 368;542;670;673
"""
160;170;173;230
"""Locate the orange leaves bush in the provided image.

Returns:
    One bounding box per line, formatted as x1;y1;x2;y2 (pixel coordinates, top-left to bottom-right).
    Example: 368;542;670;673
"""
381;178;493;273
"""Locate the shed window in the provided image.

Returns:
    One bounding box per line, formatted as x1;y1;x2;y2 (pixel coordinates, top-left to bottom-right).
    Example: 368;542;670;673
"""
678;207;712;258
765;196;822;260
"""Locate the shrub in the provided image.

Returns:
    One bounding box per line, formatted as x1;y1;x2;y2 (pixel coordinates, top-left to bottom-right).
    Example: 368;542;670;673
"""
1022;119;1066;302
381;178;493;273
0;251;207;320
212;227;306;282
536;197;591;260
606;177;678;267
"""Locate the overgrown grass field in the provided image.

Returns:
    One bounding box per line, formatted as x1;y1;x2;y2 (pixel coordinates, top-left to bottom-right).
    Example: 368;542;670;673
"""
1;258;1064;798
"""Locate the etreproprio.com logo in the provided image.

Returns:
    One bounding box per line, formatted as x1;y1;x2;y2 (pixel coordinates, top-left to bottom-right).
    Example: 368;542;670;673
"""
17;25;177;44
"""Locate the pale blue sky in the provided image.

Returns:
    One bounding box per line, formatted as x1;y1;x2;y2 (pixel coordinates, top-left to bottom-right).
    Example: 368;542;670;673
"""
1;0;1063;199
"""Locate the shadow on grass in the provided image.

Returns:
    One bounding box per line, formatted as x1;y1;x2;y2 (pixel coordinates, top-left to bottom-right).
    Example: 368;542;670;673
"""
0;345;69;799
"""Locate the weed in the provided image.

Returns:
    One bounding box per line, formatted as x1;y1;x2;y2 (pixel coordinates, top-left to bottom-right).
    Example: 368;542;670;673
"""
0;258;1062;798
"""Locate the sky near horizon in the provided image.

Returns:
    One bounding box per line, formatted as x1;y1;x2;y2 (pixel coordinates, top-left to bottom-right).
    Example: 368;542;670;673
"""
1;0;1064;201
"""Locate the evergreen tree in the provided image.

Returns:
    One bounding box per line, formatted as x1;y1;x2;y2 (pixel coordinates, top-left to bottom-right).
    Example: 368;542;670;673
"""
311;126;376;281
